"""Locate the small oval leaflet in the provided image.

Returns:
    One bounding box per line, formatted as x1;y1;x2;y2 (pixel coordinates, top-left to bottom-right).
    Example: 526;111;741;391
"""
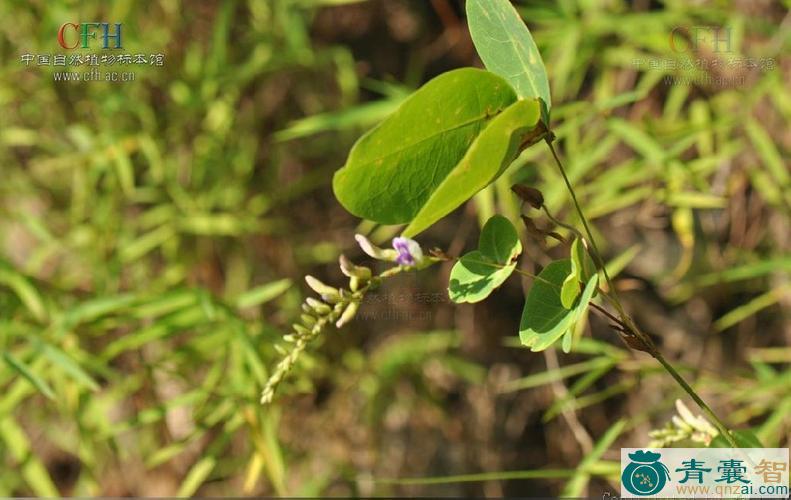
520;259;598;352
467;0;552;121
449;215;522;304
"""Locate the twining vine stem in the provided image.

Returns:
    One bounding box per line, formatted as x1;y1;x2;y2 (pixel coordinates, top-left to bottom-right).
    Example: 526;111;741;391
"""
543;136;739;448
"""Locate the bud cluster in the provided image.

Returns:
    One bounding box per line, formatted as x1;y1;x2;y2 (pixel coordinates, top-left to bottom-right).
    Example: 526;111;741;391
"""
261;234;429;405
260;258;372;404
648;399;718;447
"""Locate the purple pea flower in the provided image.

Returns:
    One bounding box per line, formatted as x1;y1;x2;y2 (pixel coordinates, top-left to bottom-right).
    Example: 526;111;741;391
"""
392;237;423;266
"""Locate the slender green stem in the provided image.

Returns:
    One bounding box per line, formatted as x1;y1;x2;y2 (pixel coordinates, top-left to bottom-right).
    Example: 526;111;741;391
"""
654;353;737;446
544;138;739;448
542;205;584;242
461;256;557;288
589;302;622;325
546;140;622;315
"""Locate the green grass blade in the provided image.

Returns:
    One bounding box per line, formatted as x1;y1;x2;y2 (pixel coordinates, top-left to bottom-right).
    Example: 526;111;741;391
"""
2;352;55;400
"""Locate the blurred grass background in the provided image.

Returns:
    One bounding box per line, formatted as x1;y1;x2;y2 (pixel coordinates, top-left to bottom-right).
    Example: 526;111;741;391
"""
0;0;788;496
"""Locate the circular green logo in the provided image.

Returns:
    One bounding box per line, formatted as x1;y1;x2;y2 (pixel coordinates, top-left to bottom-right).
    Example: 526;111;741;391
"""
622;450;670;496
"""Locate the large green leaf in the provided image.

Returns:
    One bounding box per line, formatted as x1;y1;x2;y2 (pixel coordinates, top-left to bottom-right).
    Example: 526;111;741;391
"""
333;68;517;225
449;215;522;304
402;98;544;237
520;260;598;351
467;0;552;120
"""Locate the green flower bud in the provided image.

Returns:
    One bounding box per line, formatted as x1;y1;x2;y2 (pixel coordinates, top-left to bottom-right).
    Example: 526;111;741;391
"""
305;275;338;297
339;254;372;280
293;324;311;336
354;234;398;262
335;300;360;328
321;290;342;304
306;297;331;315
672;415;693;432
